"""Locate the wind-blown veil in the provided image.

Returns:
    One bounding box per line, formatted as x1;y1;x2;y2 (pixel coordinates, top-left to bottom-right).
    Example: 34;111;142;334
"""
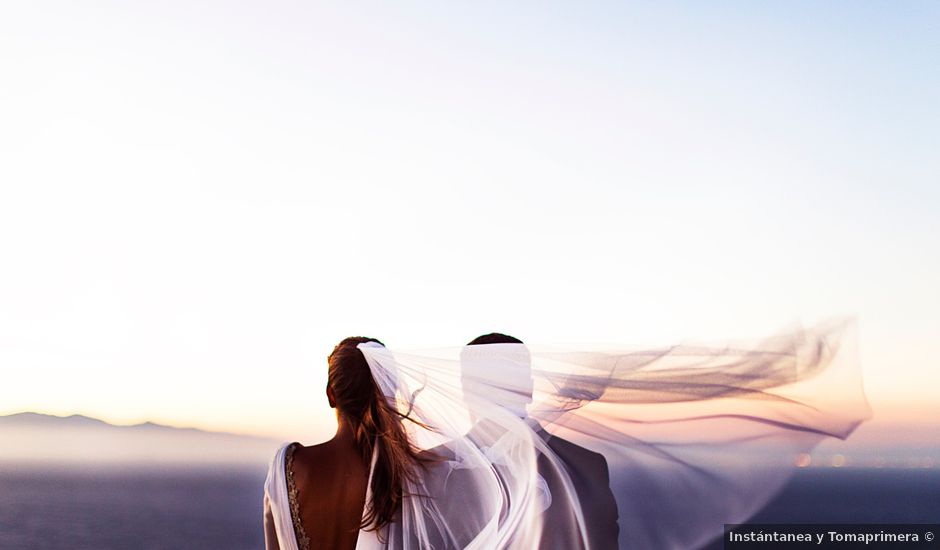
358;318;870;549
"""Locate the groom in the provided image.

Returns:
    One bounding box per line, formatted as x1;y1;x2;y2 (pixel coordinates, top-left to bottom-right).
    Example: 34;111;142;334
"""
462;333;620;550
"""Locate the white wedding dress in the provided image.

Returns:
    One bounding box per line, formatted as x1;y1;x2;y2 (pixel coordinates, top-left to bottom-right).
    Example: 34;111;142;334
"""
265;319;870;549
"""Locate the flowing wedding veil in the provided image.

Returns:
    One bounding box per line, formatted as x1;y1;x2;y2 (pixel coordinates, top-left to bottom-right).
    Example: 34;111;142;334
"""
358;318;870;549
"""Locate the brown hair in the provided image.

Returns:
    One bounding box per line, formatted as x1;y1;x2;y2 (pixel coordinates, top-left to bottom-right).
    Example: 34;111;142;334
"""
327;336;430;531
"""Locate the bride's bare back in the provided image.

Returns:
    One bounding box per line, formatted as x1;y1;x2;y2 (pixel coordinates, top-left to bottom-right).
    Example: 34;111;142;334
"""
264;337;433;549
290;433;370;550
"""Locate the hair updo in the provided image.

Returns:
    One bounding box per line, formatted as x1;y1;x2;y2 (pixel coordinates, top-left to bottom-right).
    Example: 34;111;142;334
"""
327;336;429;531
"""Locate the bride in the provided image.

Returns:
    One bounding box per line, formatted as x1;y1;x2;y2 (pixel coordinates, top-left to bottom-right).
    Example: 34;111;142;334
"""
264;320;870;549
263;336;433;550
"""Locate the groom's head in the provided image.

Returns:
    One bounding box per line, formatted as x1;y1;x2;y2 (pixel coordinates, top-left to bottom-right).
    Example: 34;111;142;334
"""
460;332;534;418
466;333;524;346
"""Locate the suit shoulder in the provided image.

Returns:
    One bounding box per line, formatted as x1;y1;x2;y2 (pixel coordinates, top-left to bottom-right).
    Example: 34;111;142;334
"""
545;435;608;467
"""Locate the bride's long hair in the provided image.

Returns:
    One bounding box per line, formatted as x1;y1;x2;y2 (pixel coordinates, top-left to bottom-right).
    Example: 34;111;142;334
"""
327;336;428;531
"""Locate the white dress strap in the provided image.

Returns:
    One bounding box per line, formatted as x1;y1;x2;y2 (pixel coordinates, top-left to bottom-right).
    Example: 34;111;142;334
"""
263;442;300;550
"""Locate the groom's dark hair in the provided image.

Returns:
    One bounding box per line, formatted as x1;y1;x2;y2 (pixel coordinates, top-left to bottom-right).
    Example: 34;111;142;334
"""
467;332;524;345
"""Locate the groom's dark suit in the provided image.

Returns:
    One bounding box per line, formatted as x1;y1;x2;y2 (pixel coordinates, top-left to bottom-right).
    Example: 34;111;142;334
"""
417;420;619;550
535;427;620;550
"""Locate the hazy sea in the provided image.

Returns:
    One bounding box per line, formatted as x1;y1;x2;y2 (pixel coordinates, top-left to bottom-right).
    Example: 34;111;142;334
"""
0;466;267;550
1;467;937;549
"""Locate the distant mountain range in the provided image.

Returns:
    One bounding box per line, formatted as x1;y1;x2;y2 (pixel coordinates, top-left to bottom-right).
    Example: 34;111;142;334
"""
0;412;282;469
2;412;938;471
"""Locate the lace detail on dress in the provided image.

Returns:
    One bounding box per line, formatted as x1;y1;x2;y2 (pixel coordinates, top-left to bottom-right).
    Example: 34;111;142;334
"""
285;442;312;550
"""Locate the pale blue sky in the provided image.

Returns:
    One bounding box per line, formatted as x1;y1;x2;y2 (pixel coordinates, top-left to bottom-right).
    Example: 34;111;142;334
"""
0;2;937;439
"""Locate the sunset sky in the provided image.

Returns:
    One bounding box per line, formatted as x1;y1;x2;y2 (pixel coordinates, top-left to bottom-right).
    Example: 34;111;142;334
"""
1;1;937;442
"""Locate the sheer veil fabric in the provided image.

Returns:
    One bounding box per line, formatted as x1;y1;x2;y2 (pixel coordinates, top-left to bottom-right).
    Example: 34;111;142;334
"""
358;318;870;549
